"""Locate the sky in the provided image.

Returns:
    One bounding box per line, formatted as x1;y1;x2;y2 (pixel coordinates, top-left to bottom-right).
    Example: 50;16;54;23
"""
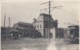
1;0;80;28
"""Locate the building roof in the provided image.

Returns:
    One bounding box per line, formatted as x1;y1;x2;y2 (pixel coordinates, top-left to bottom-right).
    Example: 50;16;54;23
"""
37;13;54;22
15;22;33;26
40;13;51;17
68;25;79;27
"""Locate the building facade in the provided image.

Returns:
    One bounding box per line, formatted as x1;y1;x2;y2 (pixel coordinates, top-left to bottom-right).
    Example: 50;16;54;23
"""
33;13;58;38
1;13;58;39
57;28;66;38
13;22;42;38
1;27;15;39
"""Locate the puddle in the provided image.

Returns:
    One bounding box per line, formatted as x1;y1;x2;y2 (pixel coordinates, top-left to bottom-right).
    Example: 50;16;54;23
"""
21;47;42;50
21;47;29;50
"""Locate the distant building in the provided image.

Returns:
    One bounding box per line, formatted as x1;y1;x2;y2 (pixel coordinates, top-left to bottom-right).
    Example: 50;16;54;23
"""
13;22;35;30
1;27;13;39
57;28;66;38
13;22;42;38
33;13;58;38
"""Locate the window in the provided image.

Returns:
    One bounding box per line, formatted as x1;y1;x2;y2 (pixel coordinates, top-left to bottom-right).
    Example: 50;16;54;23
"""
40;25;42;28
35;25;36;28
37;25;39;28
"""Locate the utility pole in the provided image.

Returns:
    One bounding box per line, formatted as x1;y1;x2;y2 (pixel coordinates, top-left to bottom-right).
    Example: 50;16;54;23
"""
41;0;52;42
8;18;10;27
49;1;51;15
48;1;51;42
4;14;6;27
40;0;62;42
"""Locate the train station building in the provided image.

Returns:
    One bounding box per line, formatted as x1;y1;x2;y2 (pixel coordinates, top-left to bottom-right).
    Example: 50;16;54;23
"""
13;13;58;38
33;13;58;38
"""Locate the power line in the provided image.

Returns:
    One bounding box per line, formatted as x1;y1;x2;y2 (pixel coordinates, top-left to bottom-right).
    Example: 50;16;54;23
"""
40;1;52;15
40;6;62;12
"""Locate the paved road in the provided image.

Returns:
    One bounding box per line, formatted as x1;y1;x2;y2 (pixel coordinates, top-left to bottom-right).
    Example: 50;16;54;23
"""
1;38;79;50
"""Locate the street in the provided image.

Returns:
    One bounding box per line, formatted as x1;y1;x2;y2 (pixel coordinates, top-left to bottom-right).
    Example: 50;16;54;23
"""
1;38;79;50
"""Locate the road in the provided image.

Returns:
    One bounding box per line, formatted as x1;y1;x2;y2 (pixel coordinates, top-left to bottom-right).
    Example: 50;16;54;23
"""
1;38;79;50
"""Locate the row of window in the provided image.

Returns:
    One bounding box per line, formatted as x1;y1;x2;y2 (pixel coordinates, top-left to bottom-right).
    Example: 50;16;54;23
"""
35;25;42;28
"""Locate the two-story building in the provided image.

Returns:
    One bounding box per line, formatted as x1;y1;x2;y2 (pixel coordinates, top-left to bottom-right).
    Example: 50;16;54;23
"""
33;13;58;38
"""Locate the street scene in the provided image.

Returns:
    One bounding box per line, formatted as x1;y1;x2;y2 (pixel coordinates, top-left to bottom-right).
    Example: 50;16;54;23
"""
1;0;79;50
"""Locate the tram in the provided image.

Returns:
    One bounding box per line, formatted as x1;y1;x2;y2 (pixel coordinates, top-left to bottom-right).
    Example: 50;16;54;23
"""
68;25;79;44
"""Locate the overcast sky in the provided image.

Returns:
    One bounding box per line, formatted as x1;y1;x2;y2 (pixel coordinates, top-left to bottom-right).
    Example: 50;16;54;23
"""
1;0;80;28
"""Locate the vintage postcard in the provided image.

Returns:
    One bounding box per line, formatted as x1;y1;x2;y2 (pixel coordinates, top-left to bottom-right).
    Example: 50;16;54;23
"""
1;0;79;50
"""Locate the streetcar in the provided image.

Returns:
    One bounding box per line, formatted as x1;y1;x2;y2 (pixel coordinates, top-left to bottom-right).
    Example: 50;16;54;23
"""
68;25;79;44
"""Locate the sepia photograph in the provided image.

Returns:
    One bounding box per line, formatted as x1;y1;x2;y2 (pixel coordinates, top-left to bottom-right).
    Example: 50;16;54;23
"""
1;0;79;50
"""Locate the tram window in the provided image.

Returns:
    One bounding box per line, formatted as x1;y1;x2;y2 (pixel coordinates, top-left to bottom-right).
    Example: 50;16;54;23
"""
70;30;74;34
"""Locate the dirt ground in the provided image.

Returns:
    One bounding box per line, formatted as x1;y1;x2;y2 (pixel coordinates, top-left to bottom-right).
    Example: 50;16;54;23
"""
1;38;79;50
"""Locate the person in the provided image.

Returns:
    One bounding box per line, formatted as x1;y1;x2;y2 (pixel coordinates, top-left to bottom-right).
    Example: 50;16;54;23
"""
12;31;19;40
10;33;13;39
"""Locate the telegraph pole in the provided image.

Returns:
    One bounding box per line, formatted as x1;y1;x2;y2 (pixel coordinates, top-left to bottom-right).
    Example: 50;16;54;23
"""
49;1;51;15
40;0;62;42
8;18;10;27
48;1;51;42
41;0;52;42
4;14;6;27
